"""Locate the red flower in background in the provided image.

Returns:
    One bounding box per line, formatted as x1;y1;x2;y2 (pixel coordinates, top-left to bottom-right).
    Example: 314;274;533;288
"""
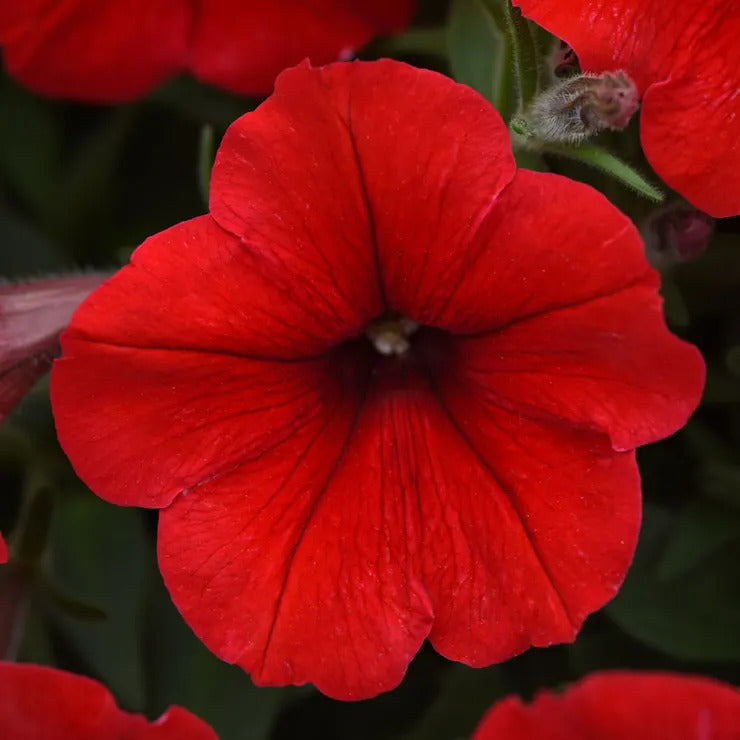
0;662;216;739
51;60;704;700
514;0;740;218
0;534;6;564
0;0;415;102
473;671;740;739
0;274;107;423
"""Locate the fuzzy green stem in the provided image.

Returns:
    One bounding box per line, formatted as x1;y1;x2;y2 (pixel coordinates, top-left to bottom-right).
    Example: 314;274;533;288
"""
481;0;539;111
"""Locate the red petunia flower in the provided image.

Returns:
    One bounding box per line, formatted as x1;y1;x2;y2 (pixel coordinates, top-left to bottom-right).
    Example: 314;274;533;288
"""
0;1;415;102
0;662;216;739
51;60;704;700
513;0;740;218
0;533;6;564
473;670;740;739
0;274;108;423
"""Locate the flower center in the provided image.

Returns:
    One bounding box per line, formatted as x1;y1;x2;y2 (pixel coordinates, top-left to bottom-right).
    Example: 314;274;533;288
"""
365;314;420;356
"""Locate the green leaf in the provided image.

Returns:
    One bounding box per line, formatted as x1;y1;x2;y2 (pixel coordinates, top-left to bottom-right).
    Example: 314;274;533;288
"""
607;504;740;661
656;498;740;580
394;663;508;740
448;0;508;112
48;492;151;709
40;577;107;622
543;142;664;202
144;575;292;740
481;0;539;110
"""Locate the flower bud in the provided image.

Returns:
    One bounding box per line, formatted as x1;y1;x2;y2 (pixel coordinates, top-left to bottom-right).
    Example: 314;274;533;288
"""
641;203;714;268
0;273;108;422
551;41;579;78
529;71;639;144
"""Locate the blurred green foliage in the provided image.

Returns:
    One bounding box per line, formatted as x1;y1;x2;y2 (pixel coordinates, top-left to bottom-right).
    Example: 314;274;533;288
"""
1;0;738;737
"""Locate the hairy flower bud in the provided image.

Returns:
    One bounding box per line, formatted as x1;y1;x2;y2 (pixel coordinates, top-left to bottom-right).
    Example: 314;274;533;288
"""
529;71;639;144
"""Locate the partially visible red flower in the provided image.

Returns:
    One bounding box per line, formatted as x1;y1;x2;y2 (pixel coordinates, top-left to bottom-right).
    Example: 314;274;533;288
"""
514;0;740;218
0;662;216;739
473;671;740;739
0;534;6;564
51;60;704;700
0;1;415;102
0;274;107;423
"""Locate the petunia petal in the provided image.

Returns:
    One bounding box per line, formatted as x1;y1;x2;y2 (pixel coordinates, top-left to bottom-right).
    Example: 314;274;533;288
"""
52;342;354;509
474;671;740;739
0;533;6;564
58;216;364;359
191;0;415;95
0;0;188;102
414;363;640;665
210;60;515;320
514;0;740;216
512;0;719;91
641;40;740;218
0;662;216;739
159;352;642;697
417;170;655;334
449;285;704;451
1;273;107;422
158;355;434;700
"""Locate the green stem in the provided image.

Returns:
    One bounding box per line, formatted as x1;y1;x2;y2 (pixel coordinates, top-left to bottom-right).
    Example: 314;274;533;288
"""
547;143;665;202
481;0;539;110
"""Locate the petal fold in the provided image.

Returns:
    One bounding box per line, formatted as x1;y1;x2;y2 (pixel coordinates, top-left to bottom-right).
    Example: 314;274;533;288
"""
451;285;704;451
210;61;516;321
159;357;434;700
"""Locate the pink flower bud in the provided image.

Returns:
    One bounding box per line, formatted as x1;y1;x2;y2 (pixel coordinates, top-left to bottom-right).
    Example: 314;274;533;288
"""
0;273;108;422
641;203;714;268
530;71;639;144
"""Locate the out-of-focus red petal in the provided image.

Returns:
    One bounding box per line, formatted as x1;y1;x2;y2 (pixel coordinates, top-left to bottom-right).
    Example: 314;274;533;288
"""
1;0;188;102
0;662;216;739
159;352;434;701
1;273;107;422
474;671;740;739
415;170;653;333
452;287;704;451
210;60;515;320
417;357;640;664
0;534;7;564
191;0;416;95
